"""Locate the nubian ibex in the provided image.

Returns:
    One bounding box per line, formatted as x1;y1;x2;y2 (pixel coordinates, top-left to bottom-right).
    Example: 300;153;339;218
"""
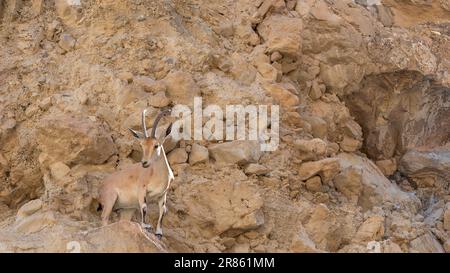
98;109;174;239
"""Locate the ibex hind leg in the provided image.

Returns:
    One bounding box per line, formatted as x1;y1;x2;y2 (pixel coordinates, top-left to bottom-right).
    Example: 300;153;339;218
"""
155;194;167;239
100;192;118;226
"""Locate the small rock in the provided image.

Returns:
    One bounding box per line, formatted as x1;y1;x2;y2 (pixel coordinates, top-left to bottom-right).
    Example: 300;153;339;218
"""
262;82;299;108
189;143;209;165
148;91;171;108
244;163;269;175
353;216;385;243
117;71;134;83
25;105;39;118
270;51;283;62
163;71;201;105
306;176;322;192
302;115;327;139
309;80;325;100
38;97;52;111
256;63;279;82
167;148;188;165
58;33;76;52
298;158;340;182
375;159;397;176
218;22;234;37
209;141;262;165
49;162;71;180
339;136;361;152
135;76;167;93
16;199;43;221
294;138;327;161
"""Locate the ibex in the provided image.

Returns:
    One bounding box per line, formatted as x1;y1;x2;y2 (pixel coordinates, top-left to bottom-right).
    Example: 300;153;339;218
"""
98;109;174;239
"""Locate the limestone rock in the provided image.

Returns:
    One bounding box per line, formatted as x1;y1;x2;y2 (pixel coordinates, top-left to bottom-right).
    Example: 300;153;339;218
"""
244;164;269;175
298;158;340;182
305;176;323;192
209;141;262;165
176;177;264;236
262;82;299;108
148;91;171;108
58;33;76;52
36;114;117;165
189;144;209;165
49;162;70;181
230;53;257;85
16;199;43;221
353;216;385;243
334;166;363;203
15;211;56;234
257;15;303;57
409;232;445;253
444;208;450;231
80;221;166;253
163;71;200;105
294;138;327;161
134;76;167;93
167;148;188;165
338;153;418;210
375;159;397;176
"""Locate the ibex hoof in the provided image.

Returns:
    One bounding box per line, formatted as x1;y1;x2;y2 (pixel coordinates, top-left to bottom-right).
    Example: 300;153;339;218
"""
155;233;163;240
141;223;153;231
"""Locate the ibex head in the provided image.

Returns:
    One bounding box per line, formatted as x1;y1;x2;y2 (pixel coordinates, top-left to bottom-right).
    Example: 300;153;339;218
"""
129;109;172;168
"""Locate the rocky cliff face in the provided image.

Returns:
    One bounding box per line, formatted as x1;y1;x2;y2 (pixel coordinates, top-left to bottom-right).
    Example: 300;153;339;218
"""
0;0;449;253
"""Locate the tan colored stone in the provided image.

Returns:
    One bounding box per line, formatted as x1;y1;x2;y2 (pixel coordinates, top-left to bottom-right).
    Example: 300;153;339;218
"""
262;82;299;107
294;138;327;161
339;135;361;152
375;159;397;176
15;211;56;234
353;216;385;243
209;141;261;165
167;148;188;165
189;143;209;165
49;162;70;180
163;71;200;105
306;176;323;192
244;164;269;175
298;158;340;182
257;15;303;56
334;166;363;203
17;199;43;221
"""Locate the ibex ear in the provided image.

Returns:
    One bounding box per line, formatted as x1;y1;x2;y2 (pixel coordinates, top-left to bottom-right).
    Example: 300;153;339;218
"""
128;128;144;139
158;123;172;143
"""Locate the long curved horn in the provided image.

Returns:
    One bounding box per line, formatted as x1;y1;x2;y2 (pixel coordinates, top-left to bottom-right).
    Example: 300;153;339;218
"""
151;109;171;138
142;109;149;138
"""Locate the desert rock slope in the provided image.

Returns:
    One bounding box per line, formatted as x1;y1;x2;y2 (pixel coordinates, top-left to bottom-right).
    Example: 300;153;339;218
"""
0;0;449;252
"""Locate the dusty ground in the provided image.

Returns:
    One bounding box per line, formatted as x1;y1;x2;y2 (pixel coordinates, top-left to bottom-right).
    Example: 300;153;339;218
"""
0;0;449;252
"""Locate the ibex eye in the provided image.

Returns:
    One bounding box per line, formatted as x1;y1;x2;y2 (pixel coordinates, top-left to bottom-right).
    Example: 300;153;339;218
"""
154;145;159;149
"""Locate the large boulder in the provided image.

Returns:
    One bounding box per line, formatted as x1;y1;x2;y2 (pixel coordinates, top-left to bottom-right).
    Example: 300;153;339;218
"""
337;153;419;211
163;71;200;105
257;15;303;57
36;114;117;165
175;176;264;237
399;148;450;188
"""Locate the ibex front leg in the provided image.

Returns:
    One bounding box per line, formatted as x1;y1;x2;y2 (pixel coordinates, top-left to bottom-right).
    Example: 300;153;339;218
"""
155;193;167;239
138;188;152;231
